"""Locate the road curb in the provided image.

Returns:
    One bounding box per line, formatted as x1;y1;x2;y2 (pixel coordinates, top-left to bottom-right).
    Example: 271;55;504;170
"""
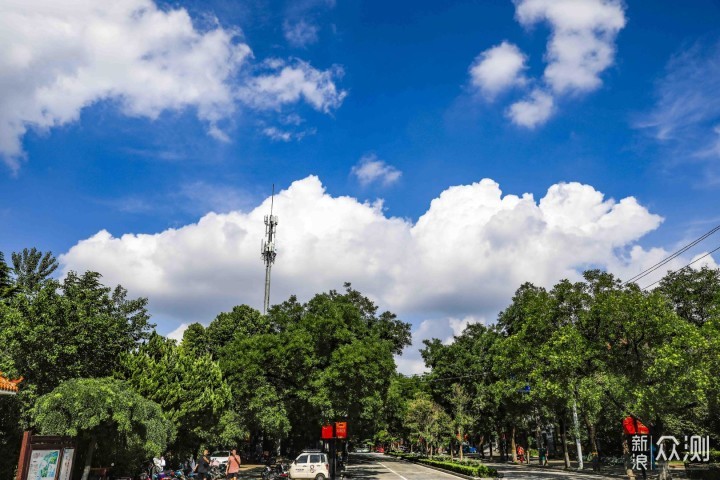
484;461;630;479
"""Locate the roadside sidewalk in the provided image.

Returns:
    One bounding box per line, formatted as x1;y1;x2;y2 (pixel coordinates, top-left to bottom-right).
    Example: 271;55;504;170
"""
482;457;686;479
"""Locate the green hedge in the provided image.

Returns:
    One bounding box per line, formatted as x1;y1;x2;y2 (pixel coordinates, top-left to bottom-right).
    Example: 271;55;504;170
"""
417;458;498;477
386;452;498;477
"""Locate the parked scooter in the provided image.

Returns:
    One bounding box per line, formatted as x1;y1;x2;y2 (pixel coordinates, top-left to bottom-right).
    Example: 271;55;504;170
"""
261;462;289;480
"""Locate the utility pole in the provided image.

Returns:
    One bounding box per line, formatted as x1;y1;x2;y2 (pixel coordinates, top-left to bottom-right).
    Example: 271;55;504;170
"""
261;185;278;315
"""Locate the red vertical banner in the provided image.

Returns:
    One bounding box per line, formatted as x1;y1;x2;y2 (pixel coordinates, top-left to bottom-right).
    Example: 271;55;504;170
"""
321;425;334;439
335;422;347;439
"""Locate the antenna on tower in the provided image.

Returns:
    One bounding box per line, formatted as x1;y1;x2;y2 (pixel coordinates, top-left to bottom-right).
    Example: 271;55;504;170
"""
261;184;278;314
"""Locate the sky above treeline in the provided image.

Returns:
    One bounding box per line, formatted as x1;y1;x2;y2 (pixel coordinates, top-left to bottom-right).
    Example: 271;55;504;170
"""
1;0;719;373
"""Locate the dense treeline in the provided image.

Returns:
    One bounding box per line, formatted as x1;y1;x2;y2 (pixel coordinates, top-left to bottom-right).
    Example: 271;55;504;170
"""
2;246;718;478
0;249;411;478
389;268;720;471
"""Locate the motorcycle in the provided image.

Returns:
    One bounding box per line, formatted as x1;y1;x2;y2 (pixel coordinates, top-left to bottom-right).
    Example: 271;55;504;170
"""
208;464;226;480
261;462;289;480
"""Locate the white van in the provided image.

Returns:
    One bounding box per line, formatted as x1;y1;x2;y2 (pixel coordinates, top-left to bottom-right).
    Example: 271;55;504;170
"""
289;451;330;479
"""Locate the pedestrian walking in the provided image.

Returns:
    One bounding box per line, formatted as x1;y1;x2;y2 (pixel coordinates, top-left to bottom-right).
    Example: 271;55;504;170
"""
226;448;242;479
195;449;211;480
539;445;548;466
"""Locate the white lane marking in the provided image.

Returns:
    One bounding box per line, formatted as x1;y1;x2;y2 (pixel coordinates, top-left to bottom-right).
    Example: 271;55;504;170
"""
377;462;410;480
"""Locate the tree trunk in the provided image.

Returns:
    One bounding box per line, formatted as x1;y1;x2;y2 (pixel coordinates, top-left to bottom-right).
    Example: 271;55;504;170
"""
560;418;571;469
488;434;492;460
622;432;635;479
511;426;517;463
583;414;598;456
497;426;504;461
459;429;464;461
80;435;97;480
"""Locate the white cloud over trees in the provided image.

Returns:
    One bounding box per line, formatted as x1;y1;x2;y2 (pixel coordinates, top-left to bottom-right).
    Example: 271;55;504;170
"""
56;175;712;374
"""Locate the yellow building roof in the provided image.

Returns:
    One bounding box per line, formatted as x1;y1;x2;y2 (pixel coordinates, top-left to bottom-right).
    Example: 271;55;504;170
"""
0;372;22;395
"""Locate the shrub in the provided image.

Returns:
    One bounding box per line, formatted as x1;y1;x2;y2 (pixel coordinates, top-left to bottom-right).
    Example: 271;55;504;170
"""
417;458;498;477
387;451;499;477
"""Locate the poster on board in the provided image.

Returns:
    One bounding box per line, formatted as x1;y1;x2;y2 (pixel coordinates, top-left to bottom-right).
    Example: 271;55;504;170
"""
26;449;60;480
57;448;75;480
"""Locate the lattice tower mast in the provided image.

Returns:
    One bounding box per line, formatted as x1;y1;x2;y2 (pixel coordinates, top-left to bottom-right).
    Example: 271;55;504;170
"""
261;185;278;314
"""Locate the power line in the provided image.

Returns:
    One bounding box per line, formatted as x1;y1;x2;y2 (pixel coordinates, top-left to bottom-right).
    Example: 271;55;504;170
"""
640;244;720;291
623;224;720;286
409;372;488;383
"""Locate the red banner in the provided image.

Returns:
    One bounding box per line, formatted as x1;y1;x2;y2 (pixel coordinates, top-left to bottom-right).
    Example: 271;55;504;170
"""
321;425;334;439
335;422;347;439
622;416;649;435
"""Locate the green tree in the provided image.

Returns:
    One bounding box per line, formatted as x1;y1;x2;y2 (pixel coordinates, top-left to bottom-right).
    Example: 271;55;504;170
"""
11;248;58;291
0;271;153;403
32;378;174;480
0;268;153;478
0;252;18;300
405;394;452;457
658;266;720;326
181;323;211;356
450;383;475;460
120;333;233;456
215;284;411;452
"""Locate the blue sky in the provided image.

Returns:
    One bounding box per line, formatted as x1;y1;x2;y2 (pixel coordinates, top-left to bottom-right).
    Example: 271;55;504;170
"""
1;0;719;372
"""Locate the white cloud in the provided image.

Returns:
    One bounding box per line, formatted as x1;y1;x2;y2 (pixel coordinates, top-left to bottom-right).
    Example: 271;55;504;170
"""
0;0;345;171
283;19;320;48
394;315;487;375
238;60;347;113
56;175;712;374
167;323;189;342
262;126;316;142
351;154;402;186
470;0;625;128
507;89;554;128
515;0;626;94
176;181;253;214
469;41;527;98
637;43;720;185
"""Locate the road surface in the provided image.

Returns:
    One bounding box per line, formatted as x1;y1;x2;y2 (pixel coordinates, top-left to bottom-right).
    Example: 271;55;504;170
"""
345;453;620;480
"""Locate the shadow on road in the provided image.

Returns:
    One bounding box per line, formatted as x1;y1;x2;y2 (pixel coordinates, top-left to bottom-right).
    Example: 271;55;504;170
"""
343;455;388;479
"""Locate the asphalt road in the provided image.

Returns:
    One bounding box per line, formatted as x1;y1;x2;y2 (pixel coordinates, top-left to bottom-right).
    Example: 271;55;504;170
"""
346;453;462;480
345;454;620;480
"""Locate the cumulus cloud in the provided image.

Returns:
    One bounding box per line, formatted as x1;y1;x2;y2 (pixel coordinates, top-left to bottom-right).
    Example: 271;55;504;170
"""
351;154;402;186
469;41;527;98
507;89;554;128
0;0;345;171
283;19;320;48
515;0;626;94
469;0;625;127
238;59;347;113
56;175;713;374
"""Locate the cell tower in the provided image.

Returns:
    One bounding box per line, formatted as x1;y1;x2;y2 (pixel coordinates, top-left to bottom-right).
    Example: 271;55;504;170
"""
261;185;278;314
